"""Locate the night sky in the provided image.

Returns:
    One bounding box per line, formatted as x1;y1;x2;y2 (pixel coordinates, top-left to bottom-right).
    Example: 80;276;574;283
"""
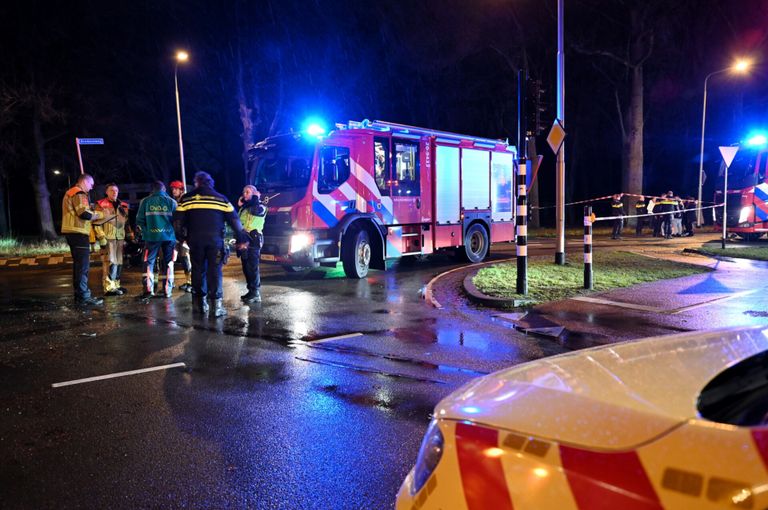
1;0;767;235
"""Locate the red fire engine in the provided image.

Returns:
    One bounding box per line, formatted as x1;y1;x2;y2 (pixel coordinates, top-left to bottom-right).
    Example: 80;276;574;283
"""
714;143;768;241
247;120;517;278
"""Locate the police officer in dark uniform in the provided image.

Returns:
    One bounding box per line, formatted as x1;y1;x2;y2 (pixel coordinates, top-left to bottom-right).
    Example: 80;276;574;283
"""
173;171;248;317
634;196;647;236
610;194;625;240
658;192;675;239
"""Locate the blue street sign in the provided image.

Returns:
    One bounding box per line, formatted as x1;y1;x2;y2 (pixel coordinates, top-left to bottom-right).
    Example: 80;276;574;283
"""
77;138;104;145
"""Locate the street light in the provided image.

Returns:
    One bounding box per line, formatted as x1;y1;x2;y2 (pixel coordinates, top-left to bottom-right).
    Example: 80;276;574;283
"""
174;50;189;190
696;58;752;226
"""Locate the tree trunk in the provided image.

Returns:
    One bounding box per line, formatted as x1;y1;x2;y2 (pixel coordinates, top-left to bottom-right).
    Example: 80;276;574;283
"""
236;53;257;180
622;64;643;200
31;112;57;240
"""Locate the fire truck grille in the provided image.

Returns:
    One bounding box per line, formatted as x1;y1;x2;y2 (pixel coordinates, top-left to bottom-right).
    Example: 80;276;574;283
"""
715;199;743;226
263;212;292;236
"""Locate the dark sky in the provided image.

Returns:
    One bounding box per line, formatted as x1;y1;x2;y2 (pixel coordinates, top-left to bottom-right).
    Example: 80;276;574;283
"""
1;0;768;233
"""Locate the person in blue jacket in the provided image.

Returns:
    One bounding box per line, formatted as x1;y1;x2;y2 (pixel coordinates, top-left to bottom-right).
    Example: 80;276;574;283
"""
136;181;177;298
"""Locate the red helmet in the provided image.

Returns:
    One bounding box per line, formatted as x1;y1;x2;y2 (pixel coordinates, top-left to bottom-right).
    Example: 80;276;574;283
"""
169;180;184;190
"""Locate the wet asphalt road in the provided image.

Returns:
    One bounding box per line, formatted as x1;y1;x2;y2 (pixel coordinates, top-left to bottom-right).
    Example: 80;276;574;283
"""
2;234;765;509
0;248;566;510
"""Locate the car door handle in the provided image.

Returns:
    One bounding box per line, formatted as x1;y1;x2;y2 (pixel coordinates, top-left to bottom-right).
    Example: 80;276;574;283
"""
416;198;421;209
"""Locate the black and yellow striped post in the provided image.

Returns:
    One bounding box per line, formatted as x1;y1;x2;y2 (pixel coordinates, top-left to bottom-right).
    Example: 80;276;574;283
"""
584;205;593;290
516;159;528;294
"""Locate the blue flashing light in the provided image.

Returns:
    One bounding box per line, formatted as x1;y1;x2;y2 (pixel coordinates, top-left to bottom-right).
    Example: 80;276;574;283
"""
306;123;325;137
302;117;327;138
746;133;768;147
461;406;481;414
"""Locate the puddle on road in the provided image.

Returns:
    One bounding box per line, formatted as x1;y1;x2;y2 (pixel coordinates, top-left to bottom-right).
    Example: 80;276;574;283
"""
318;383;435;422
301;341;487;377
187;358;289;384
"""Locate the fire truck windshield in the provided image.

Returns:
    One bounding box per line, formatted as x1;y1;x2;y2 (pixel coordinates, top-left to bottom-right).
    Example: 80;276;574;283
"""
722;149;762;189
250;140;314;192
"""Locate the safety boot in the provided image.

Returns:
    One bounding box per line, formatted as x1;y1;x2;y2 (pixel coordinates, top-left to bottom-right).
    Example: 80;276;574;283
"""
212;298;227;317
241;290;261;304
193;296;209;315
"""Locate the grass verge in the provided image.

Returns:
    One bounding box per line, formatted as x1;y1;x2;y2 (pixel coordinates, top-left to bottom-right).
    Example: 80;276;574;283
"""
0;237;69;257
694;242;768;261
528;226;614;238
473;251;710;304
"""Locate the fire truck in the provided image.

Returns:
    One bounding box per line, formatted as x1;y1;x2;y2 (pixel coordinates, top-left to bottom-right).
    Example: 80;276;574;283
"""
247;119;517;278
714;142;768;241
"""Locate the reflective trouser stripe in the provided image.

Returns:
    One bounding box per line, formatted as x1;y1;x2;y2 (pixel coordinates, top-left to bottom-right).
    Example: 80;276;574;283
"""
560;445;662;510
164;248;178;295
143;248;153;293
456;423;514;510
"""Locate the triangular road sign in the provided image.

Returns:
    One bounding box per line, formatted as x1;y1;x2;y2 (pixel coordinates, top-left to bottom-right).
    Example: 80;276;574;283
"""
719;145;739;168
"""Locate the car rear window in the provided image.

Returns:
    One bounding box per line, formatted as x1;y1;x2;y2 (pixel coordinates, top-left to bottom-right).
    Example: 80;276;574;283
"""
697;350;768;426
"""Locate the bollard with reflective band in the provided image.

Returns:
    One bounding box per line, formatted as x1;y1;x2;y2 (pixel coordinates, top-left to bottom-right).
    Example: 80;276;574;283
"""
584;206;593;290
516;159;528;295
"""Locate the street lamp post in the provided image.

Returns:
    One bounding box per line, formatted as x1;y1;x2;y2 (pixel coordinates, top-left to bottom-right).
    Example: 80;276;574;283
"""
696;59;751;226
174;51;189;191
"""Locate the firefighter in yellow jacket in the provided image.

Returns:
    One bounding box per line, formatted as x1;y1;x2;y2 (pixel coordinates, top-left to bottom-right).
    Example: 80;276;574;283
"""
61;173;104;306
94;183;133;296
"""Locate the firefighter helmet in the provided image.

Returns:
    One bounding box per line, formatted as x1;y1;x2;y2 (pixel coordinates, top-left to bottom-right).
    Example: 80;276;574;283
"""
169;180;184;190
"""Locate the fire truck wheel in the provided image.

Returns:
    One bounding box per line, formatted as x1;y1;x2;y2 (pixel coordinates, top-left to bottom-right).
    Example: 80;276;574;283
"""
737;233;763;242
461;223;489;263
342;226;371;279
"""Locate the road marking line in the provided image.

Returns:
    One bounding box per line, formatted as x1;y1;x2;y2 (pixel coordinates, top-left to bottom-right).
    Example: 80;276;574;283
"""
309;332;364;343
51;362;186;388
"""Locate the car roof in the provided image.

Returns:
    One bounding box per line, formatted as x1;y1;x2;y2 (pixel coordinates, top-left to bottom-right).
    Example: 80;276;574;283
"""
437;326;768;450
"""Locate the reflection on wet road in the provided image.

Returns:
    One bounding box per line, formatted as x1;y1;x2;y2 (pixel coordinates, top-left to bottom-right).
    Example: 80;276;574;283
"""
0;257;559;509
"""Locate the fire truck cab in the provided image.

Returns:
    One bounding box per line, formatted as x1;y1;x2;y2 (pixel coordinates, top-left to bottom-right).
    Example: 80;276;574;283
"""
714;144;768;241
248;120;517;278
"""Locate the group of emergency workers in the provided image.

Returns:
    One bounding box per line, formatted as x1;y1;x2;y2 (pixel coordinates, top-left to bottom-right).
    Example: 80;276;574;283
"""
609;192;697;240
60;171;267;316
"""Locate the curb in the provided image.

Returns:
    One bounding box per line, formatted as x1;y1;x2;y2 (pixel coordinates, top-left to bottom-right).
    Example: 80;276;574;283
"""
462;268;536;309
682;247;737;261
0;252;102;269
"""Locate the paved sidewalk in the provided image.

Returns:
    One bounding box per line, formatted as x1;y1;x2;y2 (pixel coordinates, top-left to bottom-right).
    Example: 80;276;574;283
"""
513;250;768;345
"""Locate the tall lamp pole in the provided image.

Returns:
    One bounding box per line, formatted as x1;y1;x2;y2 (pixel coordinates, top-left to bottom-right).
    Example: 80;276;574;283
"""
174;51;189;191
554;0;565;265
696;59;751;226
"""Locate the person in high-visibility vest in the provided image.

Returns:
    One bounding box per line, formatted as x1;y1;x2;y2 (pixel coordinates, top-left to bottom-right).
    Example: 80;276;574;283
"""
93;183;133;296
610;194;625;240
61;173;104;306
237;185;268;304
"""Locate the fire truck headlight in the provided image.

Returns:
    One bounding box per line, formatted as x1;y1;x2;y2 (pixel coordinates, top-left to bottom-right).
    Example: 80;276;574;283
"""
411;420;444;496
739;205;753;224
290;233;313;253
